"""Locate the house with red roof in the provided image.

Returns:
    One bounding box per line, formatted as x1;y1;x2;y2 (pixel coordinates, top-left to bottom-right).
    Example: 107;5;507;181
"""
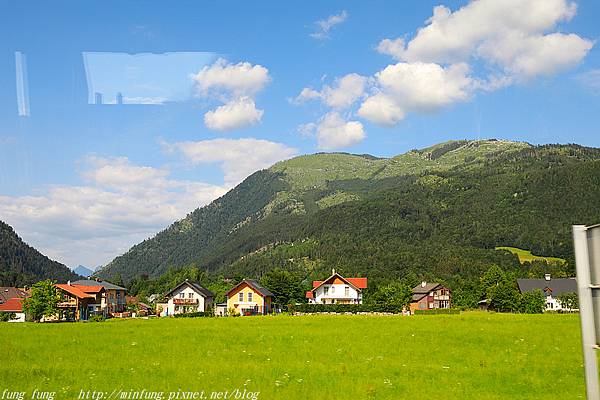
306;269;368;305
0;297;25;322
55;282;99;321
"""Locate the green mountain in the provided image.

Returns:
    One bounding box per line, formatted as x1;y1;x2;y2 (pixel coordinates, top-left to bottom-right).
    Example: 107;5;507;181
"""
98;139;600;284
0;221;80;286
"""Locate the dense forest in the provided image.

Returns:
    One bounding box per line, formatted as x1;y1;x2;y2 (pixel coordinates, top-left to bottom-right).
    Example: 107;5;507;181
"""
99;140;600;304
0;221;80;286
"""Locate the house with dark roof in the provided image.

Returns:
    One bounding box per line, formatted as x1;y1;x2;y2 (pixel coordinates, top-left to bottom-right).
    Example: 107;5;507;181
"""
410;282;452;314
0;297;25;322
72;279;127;314
164;280;214;316
0;287;29;304
226;279;274;316
517;274;577;311
306;269;368;305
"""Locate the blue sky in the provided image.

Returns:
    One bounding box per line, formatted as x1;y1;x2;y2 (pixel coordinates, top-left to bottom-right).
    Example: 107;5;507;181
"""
0;0;599;268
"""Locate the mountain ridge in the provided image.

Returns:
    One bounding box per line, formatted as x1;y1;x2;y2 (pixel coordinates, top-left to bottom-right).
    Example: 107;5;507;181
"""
97;140;600;281
0;220;80;286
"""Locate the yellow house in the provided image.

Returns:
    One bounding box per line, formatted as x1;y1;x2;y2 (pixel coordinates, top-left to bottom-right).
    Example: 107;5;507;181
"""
226;279;274;316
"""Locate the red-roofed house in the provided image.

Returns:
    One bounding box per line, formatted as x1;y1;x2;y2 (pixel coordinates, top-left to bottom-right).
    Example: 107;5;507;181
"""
306;269;368;305
55;282;97;321
0;297;25;322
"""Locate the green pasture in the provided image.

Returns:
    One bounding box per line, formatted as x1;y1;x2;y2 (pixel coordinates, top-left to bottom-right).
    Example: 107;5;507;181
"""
0;313;588;399
495;246;567;265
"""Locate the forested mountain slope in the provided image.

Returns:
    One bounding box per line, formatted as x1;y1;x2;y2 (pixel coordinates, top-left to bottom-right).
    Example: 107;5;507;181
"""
0;221;80;286
99;140;600;284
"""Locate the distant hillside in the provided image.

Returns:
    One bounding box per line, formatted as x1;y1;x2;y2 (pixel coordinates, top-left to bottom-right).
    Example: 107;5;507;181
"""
99;140;600;284
0;221;80;286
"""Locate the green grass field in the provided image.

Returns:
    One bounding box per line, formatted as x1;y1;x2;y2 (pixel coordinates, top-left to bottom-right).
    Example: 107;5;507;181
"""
495;246;567;265
0;313;588;399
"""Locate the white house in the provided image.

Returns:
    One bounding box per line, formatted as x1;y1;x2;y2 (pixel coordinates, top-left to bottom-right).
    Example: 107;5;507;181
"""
306;269;367;305
164;280;214;316
517;274;577;311
0;297;25;322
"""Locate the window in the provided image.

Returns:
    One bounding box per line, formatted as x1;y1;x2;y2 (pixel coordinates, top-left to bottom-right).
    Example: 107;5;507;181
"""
188;293;194;299
331;286;335;294
238;292;244;302
179;293;185;298
345;286;350;296
324;286;329;295
248;292;253;302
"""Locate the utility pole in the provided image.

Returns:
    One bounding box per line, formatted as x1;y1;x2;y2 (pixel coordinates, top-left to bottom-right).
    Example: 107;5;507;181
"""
573;224;600;400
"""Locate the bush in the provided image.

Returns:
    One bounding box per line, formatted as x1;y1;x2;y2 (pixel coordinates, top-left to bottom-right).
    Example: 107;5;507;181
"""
173;311;213;318
88;314;105;322
413;309;460;315
0;312;16;322
288;303;405;314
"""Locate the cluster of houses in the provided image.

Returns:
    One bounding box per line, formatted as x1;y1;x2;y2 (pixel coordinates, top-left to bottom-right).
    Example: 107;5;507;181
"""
0;271;578;322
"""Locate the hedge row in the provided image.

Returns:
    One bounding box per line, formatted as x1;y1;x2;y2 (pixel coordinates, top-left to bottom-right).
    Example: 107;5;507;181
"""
288;303;405;314
413;309;460;315
173;311;214;318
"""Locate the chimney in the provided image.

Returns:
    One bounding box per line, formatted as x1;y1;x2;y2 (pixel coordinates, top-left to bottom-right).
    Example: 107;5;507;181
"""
544;274;551;281
67;280;71;286
421;281;427;288
332;269;336;275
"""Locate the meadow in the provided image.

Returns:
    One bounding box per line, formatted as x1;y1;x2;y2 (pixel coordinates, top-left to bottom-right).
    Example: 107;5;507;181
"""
495;246;566;265
0;313;588;400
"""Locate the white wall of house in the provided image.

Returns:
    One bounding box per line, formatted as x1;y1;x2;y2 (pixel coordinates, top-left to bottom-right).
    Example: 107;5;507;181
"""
8;312;25;322
310;284;361;304
545;296;573;311
167;285;211;315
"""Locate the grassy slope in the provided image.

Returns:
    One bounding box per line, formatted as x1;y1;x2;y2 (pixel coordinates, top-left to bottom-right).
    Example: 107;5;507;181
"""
0;313;585;399
496;246;567;265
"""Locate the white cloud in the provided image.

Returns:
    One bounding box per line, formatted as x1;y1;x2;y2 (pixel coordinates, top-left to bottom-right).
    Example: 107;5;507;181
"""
193;58;271;97
358;62;472;125
376;38;406;61
0;157;228;267
314;112;365;150
377;0;592;80
311;11;348;40
167;138;297;185
192;58;271;131
478;32;593;78
357;93;405;126
295;73;367;109
204;97;264;131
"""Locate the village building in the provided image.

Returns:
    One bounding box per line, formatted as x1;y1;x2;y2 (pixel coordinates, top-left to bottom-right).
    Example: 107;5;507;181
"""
0;297;25;322
517;274;577;311
72;284;106;317
0;287;28;304
72;279;127;314
410;282;452;313
55;283;98;321
226;279;274;316
164;280;214;316
306;270;367;305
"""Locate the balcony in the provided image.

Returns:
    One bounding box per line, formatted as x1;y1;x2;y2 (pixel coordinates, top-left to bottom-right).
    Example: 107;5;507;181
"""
173;298;198;305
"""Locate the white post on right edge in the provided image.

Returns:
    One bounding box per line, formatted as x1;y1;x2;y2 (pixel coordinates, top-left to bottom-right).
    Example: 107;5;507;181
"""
573;224;600;400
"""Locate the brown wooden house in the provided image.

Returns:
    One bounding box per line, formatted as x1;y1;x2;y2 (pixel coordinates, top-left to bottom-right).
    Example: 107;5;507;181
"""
409;282;451;314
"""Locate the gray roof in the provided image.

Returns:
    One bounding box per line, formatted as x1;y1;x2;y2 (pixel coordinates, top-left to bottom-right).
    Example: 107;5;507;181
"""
517;278;577;296
165;280;214;299
412;282;444;294
226;279;275;298
246;280;275;297
0;287;28;303
72;279;127;291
